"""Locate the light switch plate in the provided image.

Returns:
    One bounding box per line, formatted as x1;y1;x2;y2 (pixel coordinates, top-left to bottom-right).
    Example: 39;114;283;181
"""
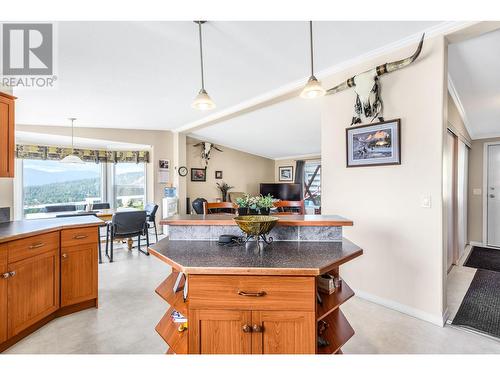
473;188;482;196
421;195;431;208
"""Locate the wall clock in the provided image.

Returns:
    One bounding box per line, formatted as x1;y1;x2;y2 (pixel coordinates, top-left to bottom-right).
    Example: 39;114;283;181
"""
178;166;188;177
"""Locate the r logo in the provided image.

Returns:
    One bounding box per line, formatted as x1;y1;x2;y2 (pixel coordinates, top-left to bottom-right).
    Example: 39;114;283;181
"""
2;23;53;75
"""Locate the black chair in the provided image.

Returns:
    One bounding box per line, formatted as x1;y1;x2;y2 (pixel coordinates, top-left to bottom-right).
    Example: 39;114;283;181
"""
44;204;77;213
91;202;111;210
192;198;207;214
105;211;149;262
54;212;104;264
145;203;159;243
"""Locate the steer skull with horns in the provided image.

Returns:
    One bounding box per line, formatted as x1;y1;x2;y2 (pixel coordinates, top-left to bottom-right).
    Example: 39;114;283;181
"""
193;142;223;167
326;34;425;125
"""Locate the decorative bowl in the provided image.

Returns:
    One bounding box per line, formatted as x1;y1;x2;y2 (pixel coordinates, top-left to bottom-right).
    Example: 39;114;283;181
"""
233;215;279;237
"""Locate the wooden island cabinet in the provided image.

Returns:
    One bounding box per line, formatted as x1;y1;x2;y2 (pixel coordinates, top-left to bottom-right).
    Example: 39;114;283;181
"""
150;236;363;355
0;216;102;352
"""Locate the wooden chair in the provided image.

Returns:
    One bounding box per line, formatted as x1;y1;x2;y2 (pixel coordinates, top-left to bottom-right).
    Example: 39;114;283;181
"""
203;202;238;215
273;200;305;215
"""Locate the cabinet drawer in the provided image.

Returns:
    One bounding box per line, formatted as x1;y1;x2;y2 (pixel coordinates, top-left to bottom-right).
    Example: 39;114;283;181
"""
8;232;59;263
188;275;315;311
61;227;98;247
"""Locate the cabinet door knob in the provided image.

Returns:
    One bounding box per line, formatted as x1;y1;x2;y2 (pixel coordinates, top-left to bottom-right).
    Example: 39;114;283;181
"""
1;272;10;279
62;253;68;258
242;324;252;333
9;271;16;277
252;324;263;333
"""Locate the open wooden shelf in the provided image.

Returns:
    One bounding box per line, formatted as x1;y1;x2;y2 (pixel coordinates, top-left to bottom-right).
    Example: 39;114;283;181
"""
316;308;354;354
155;307;188;355
155;271;188;316
316;281;354;321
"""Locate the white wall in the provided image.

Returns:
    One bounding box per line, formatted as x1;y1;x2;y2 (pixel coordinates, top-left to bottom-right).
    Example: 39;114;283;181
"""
320;36;447;325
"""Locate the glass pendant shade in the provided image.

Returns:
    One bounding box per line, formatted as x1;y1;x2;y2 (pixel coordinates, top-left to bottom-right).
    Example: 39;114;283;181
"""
191;88;216;110
61;154;84;164
300;75;326;99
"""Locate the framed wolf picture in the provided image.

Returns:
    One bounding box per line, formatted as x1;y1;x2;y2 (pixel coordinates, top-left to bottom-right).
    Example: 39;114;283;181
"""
346;119;401;167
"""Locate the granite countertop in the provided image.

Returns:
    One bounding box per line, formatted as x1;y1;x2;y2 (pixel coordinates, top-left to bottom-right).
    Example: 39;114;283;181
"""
161;214;353;227
0;216;104;244
149;238;362;276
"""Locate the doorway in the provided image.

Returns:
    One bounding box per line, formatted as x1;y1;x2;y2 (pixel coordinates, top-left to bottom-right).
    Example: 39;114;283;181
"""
486;143;500;248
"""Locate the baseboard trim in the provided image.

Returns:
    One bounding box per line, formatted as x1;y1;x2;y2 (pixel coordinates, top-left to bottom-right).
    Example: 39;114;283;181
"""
354;289;446;327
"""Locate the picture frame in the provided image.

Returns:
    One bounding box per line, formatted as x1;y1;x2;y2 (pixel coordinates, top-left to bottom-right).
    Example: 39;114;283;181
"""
279;166;294;181
158;159;170;170
346;119;401;168
191;167;207;182
215;170;223;179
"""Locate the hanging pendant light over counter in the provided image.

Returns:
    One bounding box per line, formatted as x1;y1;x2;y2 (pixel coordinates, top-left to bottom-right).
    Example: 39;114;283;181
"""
192;21;216;110
60;117;84;164
300;21;325;99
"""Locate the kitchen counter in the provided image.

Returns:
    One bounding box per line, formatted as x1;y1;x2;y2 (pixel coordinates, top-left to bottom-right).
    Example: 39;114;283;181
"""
149;238;362;276
0;216;104;244
161;214;353;227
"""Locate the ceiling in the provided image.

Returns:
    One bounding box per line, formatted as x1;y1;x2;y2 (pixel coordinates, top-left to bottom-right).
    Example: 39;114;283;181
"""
448;29;500;139
15;21;440;135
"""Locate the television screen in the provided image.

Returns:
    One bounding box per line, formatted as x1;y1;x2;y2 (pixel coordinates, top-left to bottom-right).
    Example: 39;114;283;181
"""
260;183;301;201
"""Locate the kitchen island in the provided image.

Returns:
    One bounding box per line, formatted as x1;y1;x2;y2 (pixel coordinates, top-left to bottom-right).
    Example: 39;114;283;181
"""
0;216;103;352
150;214;362;354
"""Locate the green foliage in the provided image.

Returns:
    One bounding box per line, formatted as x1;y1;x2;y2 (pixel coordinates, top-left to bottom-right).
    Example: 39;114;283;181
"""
257;194;275;209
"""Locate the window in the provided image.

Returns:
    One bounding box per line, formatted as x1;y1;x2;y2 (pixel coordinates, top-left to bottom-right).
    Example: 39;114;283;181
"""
113;163;146;210
22;159;103;216
303;160;321;211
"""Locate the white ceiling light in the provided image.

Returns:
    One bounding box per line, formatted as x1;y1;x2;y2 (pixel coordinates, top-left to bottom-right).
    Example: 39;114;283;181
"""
192;21;216;111
60;117;84;164
300;21;326;99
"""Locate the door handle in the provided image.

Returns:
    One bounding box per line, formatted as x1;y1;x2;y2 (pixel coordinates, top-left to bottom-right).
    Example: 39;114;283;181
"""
490;194;495;199
238;290;267;297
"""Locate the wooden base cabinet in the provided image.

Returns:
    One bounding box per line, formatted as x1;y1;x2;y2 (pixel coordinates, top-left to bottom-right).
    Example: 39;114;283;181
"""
61;228;98;307
0;225;100;352
0;245;7;343
189;309;315;354
7;249;59;337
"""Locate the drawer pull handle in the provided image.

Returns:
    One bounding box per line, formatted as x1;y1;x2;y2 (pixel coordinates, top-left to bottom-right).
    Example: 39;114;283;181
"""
29;242;45;249
238;290;266;297
242;324;252;333
73;234;88;240
252;324;263;333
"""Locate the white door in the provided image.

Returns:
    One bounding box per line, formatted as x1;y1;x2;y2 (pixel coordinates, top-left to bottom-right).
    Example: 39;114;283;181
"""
487;144;500;247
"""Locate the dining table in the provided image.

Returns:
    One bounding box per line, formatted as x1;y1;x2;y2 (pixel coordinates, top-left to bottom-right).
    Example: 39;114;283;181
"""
25;207;139;250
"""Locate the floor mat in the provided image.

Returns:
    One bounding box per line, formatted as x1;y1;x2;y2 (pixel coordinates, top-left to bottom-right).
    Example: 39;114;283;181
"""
464;246;500;272
452;269;500;339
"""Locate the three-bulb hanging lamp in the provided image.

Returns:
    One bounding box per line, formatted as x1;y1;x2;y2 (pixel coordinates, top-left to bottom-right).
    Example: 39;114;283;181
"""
300;21;326;99
192;21;216;110
60;117;84;164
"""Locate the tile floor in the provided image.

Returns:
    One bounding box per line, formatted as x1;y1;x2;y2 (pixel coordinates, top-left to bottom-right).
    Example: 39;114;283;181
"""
4;241;500;354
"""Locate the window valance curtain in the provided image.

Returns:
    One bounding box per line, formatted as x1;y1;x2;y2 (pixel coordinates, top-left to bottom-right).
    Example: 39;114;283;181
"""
15;144;150;164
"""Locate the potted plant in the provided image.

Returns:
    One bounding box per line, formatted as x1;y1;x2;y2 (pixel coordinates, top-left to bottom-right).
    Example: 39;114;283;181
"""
216;181;234;202
257;194;275;215
236;194;259;215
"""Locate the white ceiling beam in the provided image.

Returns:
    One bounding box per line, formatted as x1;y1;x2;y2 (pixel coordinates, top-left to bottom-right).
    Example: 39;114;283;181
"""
175;21;475;134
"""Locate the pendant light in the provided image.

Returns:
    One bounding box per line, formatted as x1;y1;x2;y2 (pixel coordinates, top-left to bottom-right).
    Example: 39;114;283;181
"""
61;117;84;164
192;21;216;110
300;21;326;99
